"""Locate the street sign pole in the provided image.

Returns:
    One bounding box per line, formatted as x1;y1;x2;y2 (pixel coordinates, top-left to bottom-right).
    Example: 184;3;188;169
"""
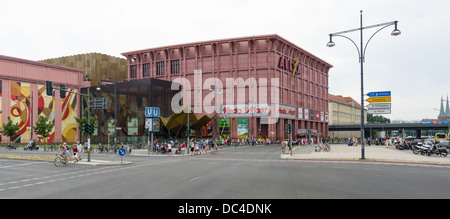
145;107;160;156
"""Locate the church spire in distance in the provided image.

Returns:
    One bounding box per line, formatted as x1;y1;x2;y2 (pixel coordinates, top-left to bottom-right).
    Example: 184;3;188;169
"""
439;96;445;117
446;95;450;116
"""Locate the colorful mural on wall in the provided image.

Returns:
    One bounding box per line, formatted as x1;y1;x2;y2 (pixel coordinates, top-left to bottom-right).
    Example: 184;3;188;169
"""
10;82;31;143
7;82;78;143
61;88;77;142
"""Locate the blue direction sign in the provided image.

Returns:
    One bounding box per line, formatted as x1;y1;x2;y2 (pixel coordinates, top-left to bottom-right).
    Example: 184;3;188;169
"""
145;107;160;118
118;148;126;156
366;91;391;97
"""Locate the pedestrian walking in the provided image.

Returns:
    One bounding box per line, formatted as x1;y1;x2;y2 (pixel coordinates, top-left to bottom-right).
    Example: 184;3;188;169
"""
76;141;83;161
281;141;286;154
72;143;79;163
181;141;186;155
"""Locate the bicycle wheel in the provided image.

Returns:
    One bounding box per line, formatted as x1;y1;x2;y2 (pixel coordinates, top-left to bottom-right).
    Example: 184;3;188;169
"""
314;145;321;152
54;157;61;167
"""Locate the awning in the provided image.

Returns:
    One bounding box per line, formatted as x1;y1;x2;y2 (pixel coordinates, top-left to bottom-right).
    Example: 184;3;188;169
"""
160;107;215;132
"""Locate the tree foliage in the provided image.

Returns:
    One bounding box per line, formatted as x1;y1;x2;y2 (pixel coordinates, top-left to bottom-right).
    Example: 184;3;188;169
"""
33;116;54;139
367;114;390;124
0;117;20;139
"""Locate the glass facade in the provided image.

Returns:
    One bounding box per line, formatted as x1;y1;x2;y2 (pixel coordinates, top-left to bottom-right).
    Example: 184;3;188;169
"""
81;78;176;143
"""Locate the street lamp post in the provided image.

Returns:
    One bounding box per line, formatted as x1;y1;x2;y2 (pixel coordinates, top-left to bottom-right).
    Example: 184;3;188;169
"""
210;84;222;140
327;10;401;159
97;77;117;151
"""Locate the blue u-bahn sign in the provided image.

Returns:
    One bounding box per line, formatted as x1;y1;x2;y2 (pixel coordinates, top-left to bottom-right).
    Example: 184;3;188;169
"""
145;107;160;118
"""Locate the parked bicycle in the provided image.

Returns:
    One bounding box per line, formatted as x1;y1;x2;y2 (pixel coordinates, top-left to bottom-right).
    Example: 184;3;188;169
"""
315;142;331;152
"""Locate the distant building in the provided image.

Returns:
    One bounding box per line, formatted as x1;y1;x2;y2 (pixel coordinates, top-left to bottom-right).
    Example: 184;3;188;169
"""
328;94;367;139
40;53;128;86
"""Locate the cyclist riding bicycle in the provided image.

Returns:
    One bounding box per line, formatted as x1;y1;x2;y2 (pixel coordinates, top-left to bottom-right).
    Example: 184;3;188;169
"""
58;143;68;163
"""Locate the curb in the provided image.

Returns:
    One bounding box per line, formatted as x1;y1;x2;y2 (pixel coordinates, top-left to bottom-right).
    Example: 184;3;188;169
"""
0;154;132;166
280;154;450;167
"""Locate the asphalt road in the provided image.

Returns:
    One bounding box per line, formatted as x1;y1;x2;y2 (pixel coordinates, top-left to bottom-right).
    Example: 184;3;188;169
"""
1;145;450;199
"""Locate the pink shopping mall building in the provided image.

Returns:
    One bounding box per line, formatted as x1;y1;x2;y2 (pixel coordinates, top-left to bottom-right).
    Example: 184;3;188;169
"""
0;55;87;144
122;34;333;141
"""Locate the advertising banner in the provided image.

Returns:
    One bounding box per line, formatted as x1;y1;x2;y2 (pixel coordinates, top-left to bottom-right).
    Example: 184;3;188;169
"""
237;118;249;139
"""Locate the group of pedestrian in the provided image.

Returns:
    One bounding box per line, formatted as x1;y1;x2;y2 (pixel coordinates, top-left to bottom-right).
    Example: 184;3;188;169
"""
348;137;359;146
58;141;83;163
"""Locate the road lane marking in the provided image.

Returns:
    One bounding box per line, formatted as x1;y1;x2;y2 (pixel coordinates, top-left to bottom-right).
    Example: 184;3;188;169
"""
189;177;201;182
0;158;181;193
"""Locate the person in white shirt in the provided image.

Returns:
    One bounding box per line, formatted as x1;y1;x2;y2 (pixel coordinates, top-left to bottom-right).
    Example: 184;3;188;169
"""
168;142;172;154
76;141;83;161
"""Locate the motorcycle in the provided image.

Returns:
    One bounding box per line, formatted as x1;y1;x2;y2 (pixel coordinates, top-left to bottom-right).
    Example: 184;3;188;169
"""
7;143;17;150
427;145;448;157
24;141;39;151
395;142;411;150
412;142;429;155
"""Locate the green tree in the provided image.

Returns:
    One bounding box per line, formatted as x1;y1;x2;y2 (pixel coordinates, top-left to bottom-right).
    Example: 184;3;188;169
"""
0;116;20;143
33;116;54;149
75;107;98;137
367;114;391;124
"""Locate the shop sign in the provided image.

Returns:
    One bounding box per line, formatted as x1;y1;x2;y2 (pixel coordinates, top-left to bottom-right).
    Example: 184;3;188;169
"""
221;104;269;117
278;105;296;118
278;56;301;78
221;104;296;118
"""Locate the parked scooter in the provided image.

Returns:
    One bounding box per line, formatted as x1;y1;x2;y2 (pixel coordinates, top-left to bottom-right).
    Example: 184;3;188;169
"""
395;142;411;150
427;144;448;157
413;142;430;155
24;140;39;151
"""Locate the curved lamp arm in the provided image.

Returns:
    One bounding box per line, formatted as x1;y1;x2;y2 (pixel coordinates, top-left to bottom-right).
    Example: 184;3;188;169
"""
328;34;362;63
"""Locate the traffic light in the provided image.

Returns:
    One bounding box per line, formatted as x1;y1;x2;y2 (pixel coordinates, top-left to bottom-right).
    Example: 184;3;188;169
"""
82;123;88;135
285;124;292;134
88;124;94;135
145;127;149;136
60;84;66;98
186;128;191;136
83;123;94;135
46;81;53;96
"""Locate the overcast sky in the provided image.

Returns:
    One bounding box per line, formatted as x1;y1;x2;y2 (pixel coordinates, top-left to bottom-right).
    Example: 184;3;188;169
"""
1;0;449;121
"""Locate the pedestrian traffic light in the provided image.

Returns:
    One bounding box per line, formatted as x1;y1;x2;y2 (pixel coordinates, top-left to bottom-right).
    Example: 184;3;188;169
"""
60;84;66;98
46;81;53;96
145;127;149;136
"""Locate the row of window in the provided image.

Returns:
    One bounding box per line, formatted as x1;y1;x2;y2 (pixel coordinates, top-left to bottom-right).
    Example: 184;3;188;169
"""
130;60;180;78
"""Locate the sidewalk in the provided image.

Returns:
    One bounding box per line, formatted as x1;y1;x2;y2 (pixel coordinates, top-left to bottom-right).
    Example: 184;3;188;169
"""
281;144;450;165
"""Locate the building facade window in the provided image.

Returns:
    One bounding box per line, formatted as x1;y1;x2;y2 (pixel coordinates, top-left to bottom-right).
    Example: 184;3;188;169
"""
130;65;137;79
143;63;150;77
170;59;180;75
156;61;165;76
